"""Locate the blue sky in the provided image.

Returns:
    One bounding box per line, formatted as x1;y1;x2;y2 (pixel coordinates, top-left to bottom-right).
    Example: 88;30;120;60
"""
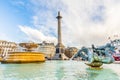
1;0;120;47
0;0;33;42
0;0;62;43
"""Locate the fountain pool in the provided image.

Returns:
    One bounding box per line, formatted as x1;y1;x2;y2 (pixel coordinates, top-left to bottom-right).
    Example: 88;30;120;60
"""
0;61;120;80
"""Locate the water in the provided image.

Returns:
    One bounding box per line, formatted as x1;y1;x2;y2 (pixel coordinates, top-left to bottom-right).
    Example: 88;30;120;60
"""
0;61;120;80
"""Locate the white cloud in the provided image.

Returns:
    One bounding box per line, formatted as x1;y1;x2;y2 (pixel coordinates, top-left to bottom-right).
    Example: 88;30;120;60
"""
19;25;57;43
20;0;120;48
0;33;10;41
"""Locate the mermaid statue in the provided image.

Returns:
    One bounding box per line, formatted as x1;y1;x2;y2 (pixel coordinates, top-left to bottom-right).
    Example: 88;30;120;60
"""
73;43;115;68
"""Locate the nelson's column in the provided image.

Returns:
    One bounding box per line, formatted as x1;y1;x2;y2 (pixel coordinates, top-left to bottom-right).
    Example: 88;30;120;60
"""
53;11;65;60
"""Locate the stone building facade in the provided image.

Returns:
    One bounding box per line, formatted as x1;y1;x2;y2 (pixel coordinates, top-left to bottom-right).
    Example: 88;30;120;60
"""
0;40;17;57
65;47;78;58
38;41;55;59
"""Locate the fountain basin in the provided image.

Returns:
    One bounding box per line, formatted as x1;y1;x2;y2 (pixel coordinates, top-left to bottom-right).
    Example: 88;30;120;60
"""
1;52;45;63
85;62;103;68
0;61;119;80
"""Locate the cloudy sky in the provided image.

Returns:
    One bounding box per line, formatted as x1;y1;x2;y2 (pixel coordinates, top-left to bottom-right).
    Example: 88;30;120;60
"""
0;0;120;48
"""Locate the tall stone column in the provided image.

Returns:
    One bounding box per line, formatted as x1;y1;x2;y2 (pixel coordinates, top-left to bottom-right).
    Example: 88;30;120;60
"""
57;11;62;45
56;11;65;54
53;11;68;60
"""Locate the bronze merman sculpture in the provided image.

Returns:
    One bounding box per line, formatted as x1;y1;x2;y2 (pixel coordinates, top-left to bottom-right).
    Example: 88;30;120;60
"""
85;44;115;68
73;43;115;68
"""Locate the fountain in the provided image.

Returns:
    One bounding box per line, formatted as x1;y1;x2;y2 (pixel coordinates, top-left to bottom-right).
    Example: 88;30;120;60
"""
0;60;119;80
1;42;45;63
72;43;115;68
19;42;38;51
